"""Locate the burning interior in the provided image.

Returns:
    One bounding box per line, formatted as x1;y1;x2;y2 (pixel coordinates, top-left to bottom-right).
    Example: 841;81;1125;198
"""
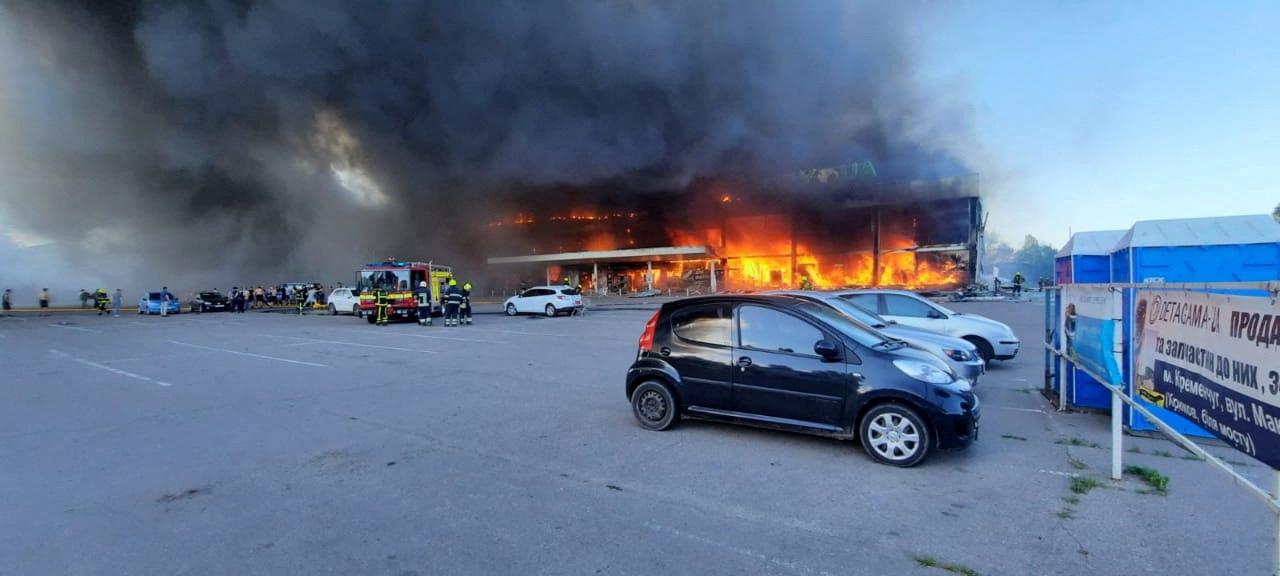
483;174;982;295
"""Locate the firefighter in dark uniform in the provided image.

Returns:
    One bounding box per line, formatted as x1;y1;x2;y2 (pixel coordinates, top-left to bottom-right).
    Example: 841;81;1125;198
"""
294;285;308;315
94;288;110;315
460;282;473;325
415;281;433;326
1012;272;1024;298
443;278;463;327
374;287;390;326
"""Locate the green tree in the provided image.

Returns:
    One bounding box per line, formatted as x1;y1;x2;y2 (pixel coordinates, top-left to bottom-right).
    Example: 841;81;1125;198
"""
1012;235;1057;281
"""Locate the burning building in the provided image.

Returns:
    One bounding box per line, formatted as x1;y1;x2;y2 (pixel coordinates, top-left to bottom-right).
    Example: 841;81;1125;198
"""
484;168;983;294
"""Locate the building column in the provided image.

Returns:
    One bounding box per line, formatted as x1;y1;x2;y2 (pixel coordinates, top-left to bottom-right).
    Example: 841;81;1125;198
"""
872;207;882;287
592;262;599;295
646;261;653;291
709;259;717;293
545;266;551;286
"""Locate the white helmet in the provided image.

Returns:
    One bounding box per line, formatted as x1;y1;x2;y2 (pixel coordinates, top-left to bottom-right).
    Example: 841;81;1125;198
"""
419;281;428;288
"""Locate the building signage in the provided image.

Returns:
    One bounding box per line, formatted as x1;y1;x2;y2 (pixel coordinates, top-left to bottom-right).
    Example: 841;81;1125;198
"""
1135;289;1280;469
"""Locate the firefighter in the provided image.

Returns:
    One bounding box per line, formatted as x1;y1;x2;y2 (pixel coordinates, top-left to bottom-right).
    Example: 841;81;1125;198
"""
415;280;433;326
1012;272;1024;298
374;287;390;326
443;278;463;327
799;276;814;291
460;281;473;325
94;288;109;315
294;285;308;315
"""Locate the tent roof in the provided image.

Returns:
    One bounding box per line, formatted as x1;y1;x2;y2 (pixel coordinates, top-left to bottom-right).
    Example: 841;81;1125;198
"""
1056;230;1127;258
1114;214;1280;249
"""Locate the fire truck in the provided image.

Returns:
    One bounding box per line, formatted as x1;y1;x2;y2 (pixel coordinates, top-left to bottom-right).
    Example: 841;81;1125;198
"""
356;260;453;323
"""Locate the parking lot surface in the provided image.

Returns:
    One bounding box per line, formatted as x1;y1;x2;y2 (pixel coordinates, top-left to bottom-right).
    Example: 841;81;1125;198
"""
1;300;1273;575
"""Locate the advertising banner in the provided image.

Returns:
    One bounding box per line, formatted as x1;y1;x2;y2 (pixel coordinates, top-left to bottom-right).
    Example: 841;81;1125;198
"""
1060;285;1123;385
1135;289;1280;470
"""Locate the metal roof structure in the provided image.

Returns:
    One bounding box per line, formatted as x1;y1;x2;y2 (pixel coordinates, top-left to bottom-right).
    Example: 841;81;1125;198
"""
1114;214;1280;249
487;245;718;266
1055;230;1127;258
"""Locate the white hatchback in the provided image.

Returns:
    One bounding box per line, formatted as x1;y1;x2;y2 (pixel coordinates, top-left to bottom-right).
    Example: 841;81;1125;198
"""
504;285;583;317
327;287;361;316
836;289;1020;362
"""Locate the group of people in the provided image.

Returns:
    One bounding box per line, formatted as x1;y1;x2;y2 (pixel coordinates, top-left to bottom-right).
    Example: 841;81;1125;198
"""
370;277;473;327
3;287;122;315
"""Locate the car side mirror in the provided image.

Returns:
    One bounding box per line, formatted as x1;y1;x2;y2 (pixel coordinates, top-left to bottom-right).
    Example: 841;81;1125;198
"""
927;310;945;319
814;339;841;362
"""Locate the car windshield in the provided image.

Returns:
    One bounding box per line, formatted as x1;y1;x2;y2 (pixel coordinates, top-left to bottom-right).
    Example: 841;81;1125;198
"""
199;292;221;299
793;301;892;348
147;292;162;300
815;297;889;328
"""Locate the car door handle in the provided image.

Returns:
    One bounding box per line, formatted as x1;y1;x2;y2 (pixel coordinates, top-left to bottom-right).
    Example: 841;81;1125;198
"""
737;356;753;370
658;347;670;357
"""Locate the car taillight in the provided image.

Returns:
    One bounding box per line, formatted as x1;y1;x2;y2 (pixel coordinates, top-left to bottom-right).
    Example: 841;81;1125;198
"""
638;310;659;353
557;295;567;300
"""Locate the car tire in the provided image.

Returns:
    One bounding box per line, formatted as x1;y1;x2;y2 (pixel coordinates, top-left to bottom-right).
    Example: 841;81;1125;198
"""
506;303;517;316
859;403;931;467
352;305;360;317
964;336;994;363
329;304;338;316
544;304;556;317
631;381;678;431
366;314;376;324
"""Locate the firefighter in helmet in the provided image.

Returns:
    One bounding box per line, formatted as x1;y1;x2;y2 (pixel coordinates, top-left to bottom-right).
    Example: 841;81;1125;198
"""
415;280;433;326
374;286;390;326
460;281;473;325
94;288;110;315
1012;271;1025;298
443;278;463;327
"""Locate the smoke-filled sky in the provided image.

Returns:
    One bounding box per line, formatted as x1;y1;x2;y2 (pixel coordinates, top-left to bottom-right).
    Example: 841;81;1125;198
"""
0;0;970;297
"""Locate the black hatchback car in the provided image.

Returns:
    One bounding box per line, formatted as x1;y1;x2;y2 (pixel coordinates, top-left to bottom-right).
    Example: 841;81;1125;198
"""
191;291;229;313
626;295;979;466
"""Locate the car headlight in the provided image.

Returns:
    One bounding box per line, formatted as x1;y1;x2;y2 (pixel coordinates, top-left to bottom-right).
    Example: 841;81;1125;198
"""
943;348;972;362
893;359;954;384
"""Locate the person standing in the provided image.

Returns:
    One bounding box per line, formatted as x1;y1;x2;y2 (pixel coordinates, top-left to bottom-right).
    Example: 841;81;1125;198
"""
443;278;463;327
160;286;172;317
374;287;389;326
2;288;11;314
415;281;433;326
112;288;122;317
1012;272;1024;298
460;281;473;325
38;288;50;310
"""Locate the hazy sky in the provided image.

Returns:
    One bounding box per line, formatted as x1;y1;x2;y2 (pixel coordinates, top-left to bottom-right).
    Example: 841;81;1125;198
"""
921;0;1280;247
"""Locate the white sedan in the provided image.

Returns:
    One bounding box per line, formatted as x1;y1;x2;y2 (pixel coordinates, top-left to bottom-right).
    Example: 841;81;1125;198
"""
327;287;361;316
504;285;583;317
836;289;1020;362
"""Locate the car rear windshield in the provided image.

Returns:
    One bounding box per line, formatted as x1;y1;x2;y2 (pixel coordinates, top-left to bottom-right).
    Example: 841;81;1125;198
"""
794;301;890;348
148;292;162;300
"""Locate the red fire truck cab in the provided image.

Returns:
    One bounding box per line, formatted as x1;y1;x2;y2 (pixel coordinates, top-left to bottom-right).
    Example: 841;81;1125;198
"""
356;260;453;323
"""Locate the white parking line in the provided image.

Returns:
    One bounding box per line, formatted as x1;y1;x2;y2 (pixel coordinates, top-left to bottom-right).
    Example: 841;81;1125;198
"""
985;405;1047;414
47;323;102;333
1038;469;1081;478
284;338;437;354
49;349;172;387
168;340;328;367
387;331;500;344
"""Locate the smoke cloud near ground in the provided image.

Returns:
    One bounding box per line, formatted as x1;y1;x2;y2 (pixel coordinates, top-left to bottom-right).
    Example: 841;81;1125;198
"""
0;0;969;298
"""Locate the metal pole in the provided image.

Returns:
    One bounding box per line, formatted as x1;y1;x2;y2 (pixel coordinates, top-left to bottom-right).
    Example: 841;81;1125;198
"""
1274;471;1280;576
1111;391;1123;480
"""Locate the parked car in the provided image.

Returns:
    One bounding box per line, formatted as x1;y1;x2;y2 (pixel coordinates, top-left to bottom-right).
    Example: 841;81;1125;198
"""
504;285;583;317
836;289;1020;362
626;294;979;467
138;292;181;315
327;287;361;316
769;290;985;384
191;291;229;313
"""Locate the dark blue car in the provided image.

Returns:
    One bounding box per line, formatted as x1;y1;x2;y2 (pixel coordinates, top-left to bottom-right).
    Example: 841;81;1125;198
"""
625;294;979;467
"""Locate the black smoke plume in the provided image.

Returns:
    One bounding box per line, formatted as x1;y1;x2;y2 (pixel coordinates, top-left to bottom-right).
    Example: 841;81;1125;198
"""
0;0;968;295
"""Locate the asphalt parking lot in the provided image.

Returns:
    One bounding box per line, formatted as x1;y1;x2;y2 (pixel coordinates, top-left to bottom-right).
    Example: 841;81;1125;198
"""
1;299;1274;575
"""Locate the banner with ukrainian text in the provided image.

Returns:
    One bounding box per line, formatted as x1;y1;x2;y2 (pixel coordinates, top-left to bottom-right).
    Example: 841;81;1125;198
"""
1135;289;1280;469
